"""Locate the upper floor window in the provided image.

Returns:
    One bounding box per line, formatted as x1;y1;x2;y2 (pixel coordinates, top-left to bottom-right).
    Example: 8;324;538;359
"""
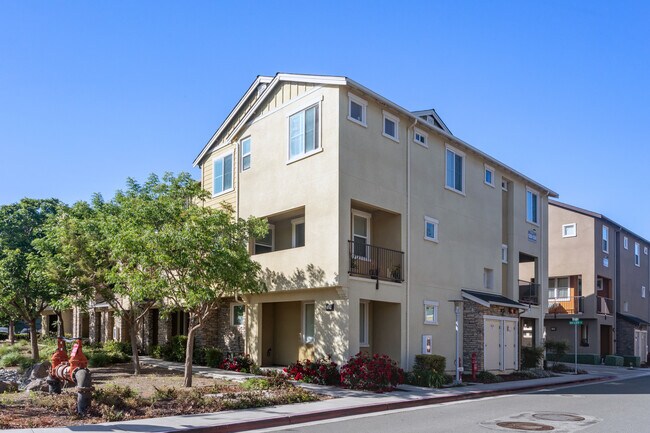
635;242;641;266
445;146;465;194
526;188;539;225
213;151;234;196
562;223;577;238
382;111;399;141
424;301;439;325
645;246;649;255
289;105;319;160
254;224;275;254
241;137;251;171
414;128;428;147
483;268;494;290
642;286;646;299
501;244;508;263
352;210;371;258
501;178;509;191
548;277;570;301
624;236;629;249
484;164;495;187
602;226;609;253
424;216;439;243
348;93;367;127
292;217;305;248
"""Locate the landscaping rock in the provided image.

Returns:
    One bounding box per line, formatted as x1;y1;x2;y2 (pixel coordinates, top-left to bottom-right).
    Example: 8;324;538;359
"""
0;380;18;393
24;378;49;393
28;361;50;380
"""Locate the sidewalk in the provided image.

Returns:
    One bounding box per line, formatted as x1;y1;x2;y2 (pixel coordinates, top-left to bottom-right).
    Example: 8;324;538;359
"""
6;361;648;433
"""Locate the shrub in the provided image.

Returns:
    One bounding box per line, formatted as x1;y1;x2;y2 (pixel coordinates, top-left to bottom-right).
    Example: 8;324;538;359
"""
406;369;446;388
521;346;545;369
88;351;112;368
476;371;503;383
513;368;553;379
204;347;224;368
0;344;20;358
340;352;404;392
545;340;569;362
0;352;33;371
284;357;340;385
220;354;259;373
242;378;271;390
103;340;132;355
414;354;446;374
550;362;573;373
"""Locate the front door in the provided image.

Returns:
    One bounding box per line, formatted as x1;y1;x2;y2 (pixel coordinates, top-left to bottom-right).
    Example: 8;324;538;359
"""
600;325;612;358
484;319;501;370
503;320;518;370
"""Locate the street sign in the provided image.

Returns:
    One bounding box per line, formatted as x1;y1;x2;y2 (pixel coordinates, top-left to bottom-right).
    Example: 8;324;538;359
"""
569;319;582;325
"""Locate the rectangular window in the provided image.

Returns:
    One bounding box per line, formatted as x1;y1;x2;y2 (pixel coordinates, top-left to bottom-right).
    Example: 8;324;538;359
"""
231;304;245;326
562;223;577;238
359;301;369;346
424;301;439;325
624;301;629;313
445;146;465;194
501;244;508;264
645;247;649;255
642;286;646;299
303;302;315;344
414;128;428;147
424;216;439;242
289;105;319;160
580;324;589;346
254;224;275;254
602;226;609;253
501;178;509;191
352;210;371;258
635;242;641;266
292;217;305;248
548;277;570;300
526;188;539;224
213;152;234;196
484;268;494;290
597;277;603;291
382;111;399;141
348;93;367;126
241;137;251;171
484;164;495;187
624;236;629;249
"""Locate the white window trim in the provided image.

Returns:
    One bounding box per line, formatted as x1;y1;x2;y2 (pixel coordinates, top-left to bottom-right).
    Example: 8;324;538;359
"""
240;136;251;171
352;210;372;256
635;242;641;267
254;224;275;253
347;92;367;127
501;178;509;191
424;216;439;243
562;223;577;238
484;164;495;187
525;186;540;226
624;301;629;313
359;300;369;347
230;303;245;326
302;301;315;345
382;110;400;142
642;286;646;299
597;277;604;292
484;268;494;290
287;101;322;163
645;246;648;255
501;244;508;264
624;236;629;249
291;217;305;248
424;300;439;325
414;127;428;148
445;144;466;196
602;226;609;253
212;149;235;198
548;277;571;302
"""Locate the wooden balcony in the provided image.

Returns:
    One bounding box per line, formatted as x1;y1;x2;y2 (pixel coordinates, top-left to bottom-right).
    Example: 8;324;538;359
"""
548;296;584;315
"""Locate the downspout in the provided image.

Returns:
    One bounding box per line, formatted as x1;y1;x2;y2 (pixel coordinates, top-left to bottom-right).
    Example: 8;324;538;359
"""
406;117;417;370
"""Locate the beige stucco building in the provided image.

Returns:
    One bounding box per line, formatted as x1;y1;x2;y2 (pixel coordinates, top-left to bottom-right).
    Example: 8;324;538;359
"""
191;73;557;373
547;201;650;364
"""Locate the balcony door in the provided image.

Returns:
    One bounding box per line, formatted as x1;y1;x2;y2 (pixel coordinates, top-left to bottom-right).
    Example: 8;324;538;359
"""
352;210;371;259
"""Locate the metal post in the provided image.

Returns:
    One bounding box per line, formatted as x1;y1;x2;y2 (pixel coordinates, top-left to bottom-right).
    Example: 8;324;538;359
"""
455;304;461;384
574;317;578;375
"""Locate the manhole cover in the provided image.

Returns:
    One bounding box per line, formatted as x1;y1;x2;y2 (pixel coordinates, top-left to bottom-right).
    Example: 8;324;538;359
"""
496;421;554;431
533;413;586;422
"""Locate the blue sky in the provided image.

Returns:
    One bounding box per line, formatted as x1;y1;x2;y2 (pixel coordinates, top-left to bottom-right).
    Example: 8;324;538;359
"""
1;1;649;238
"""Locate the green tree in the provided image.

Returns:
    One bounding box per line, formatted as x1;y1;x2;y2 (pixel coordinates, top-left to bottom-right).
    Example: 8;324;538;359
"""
0;198;64;359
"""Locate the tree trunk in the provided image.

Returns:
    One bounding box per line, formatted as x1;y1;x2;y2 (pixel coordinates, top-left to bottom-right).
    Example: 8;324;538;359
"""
29;318;39;360
128;312;141;375
183;325;199;388
8;319;15;344
56;311;64;338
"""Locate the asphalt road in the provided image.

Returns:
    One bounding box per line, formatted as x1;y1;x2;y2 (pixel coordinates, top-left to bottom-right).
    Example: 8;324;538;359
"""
255;373;650;433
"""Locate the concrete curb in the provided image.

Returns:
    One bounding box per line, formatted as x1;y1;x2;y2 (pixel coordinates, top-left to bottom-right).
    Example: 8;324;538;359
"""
165;375;613;433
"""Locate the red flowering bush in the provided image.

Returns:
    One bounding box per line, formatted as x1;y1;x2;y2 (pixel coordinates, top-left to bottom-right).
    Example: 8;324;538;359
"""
219;354;259;373
284;357;340;385
340;352;404;392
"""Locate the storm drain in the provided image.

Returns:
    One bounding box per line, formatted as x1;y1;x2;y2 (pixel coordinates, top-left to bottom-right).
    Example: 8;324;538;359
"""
533;413;586;422
496;421;554;431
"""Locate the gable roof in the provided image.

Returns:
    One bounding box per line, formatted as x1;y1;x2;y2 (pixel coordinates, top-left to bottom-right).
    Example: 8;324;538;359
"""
461;289;529;311
617;312;649;326
411;109;451;135
192;73;559;198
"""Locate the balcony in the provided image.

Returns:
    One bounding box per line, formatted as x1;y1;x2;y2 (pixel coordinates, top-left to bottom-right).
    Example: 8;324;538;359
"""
518;280;539;305
348;240;404;283
548;296;584;315
597;296;614;316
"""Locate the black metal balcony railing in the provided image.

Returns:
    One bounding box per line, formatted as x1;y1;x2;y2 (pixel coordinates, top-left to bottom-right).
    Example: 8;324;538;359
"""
348;240;404;283
547;296;584;315
597;296;614;315
518;281;539;305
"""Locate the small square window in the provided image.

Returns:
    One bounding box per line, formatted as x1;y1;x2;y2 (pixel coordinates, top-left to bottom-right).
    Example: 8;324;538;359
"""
624;236;629;250
424;216;439;242
484;165;495;187
484;268;494;290
501;244;508;264
414;128;428;147
424;301;439;325
562;223;577;238
382;111;399;142
231;304;245;326
348;93;367;127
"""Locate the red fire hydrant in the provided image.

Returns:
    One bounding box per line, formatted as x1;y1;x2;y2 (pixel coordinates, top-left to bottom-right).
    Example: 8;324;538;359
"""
47;338;92;414
471;352;478;381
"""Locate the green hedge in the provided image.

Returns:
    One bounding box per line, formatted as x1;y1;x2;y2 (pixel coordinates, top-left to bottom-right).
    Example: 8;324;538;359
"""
414;354;446;374
604;355;624;366
622;356;640;367
557;353;600;365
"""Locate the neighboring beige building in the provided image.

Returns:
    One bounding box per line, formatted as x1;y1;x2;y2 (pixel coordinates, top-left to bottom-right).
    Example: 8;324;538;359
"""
547;201;649;364
192;73;557;372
